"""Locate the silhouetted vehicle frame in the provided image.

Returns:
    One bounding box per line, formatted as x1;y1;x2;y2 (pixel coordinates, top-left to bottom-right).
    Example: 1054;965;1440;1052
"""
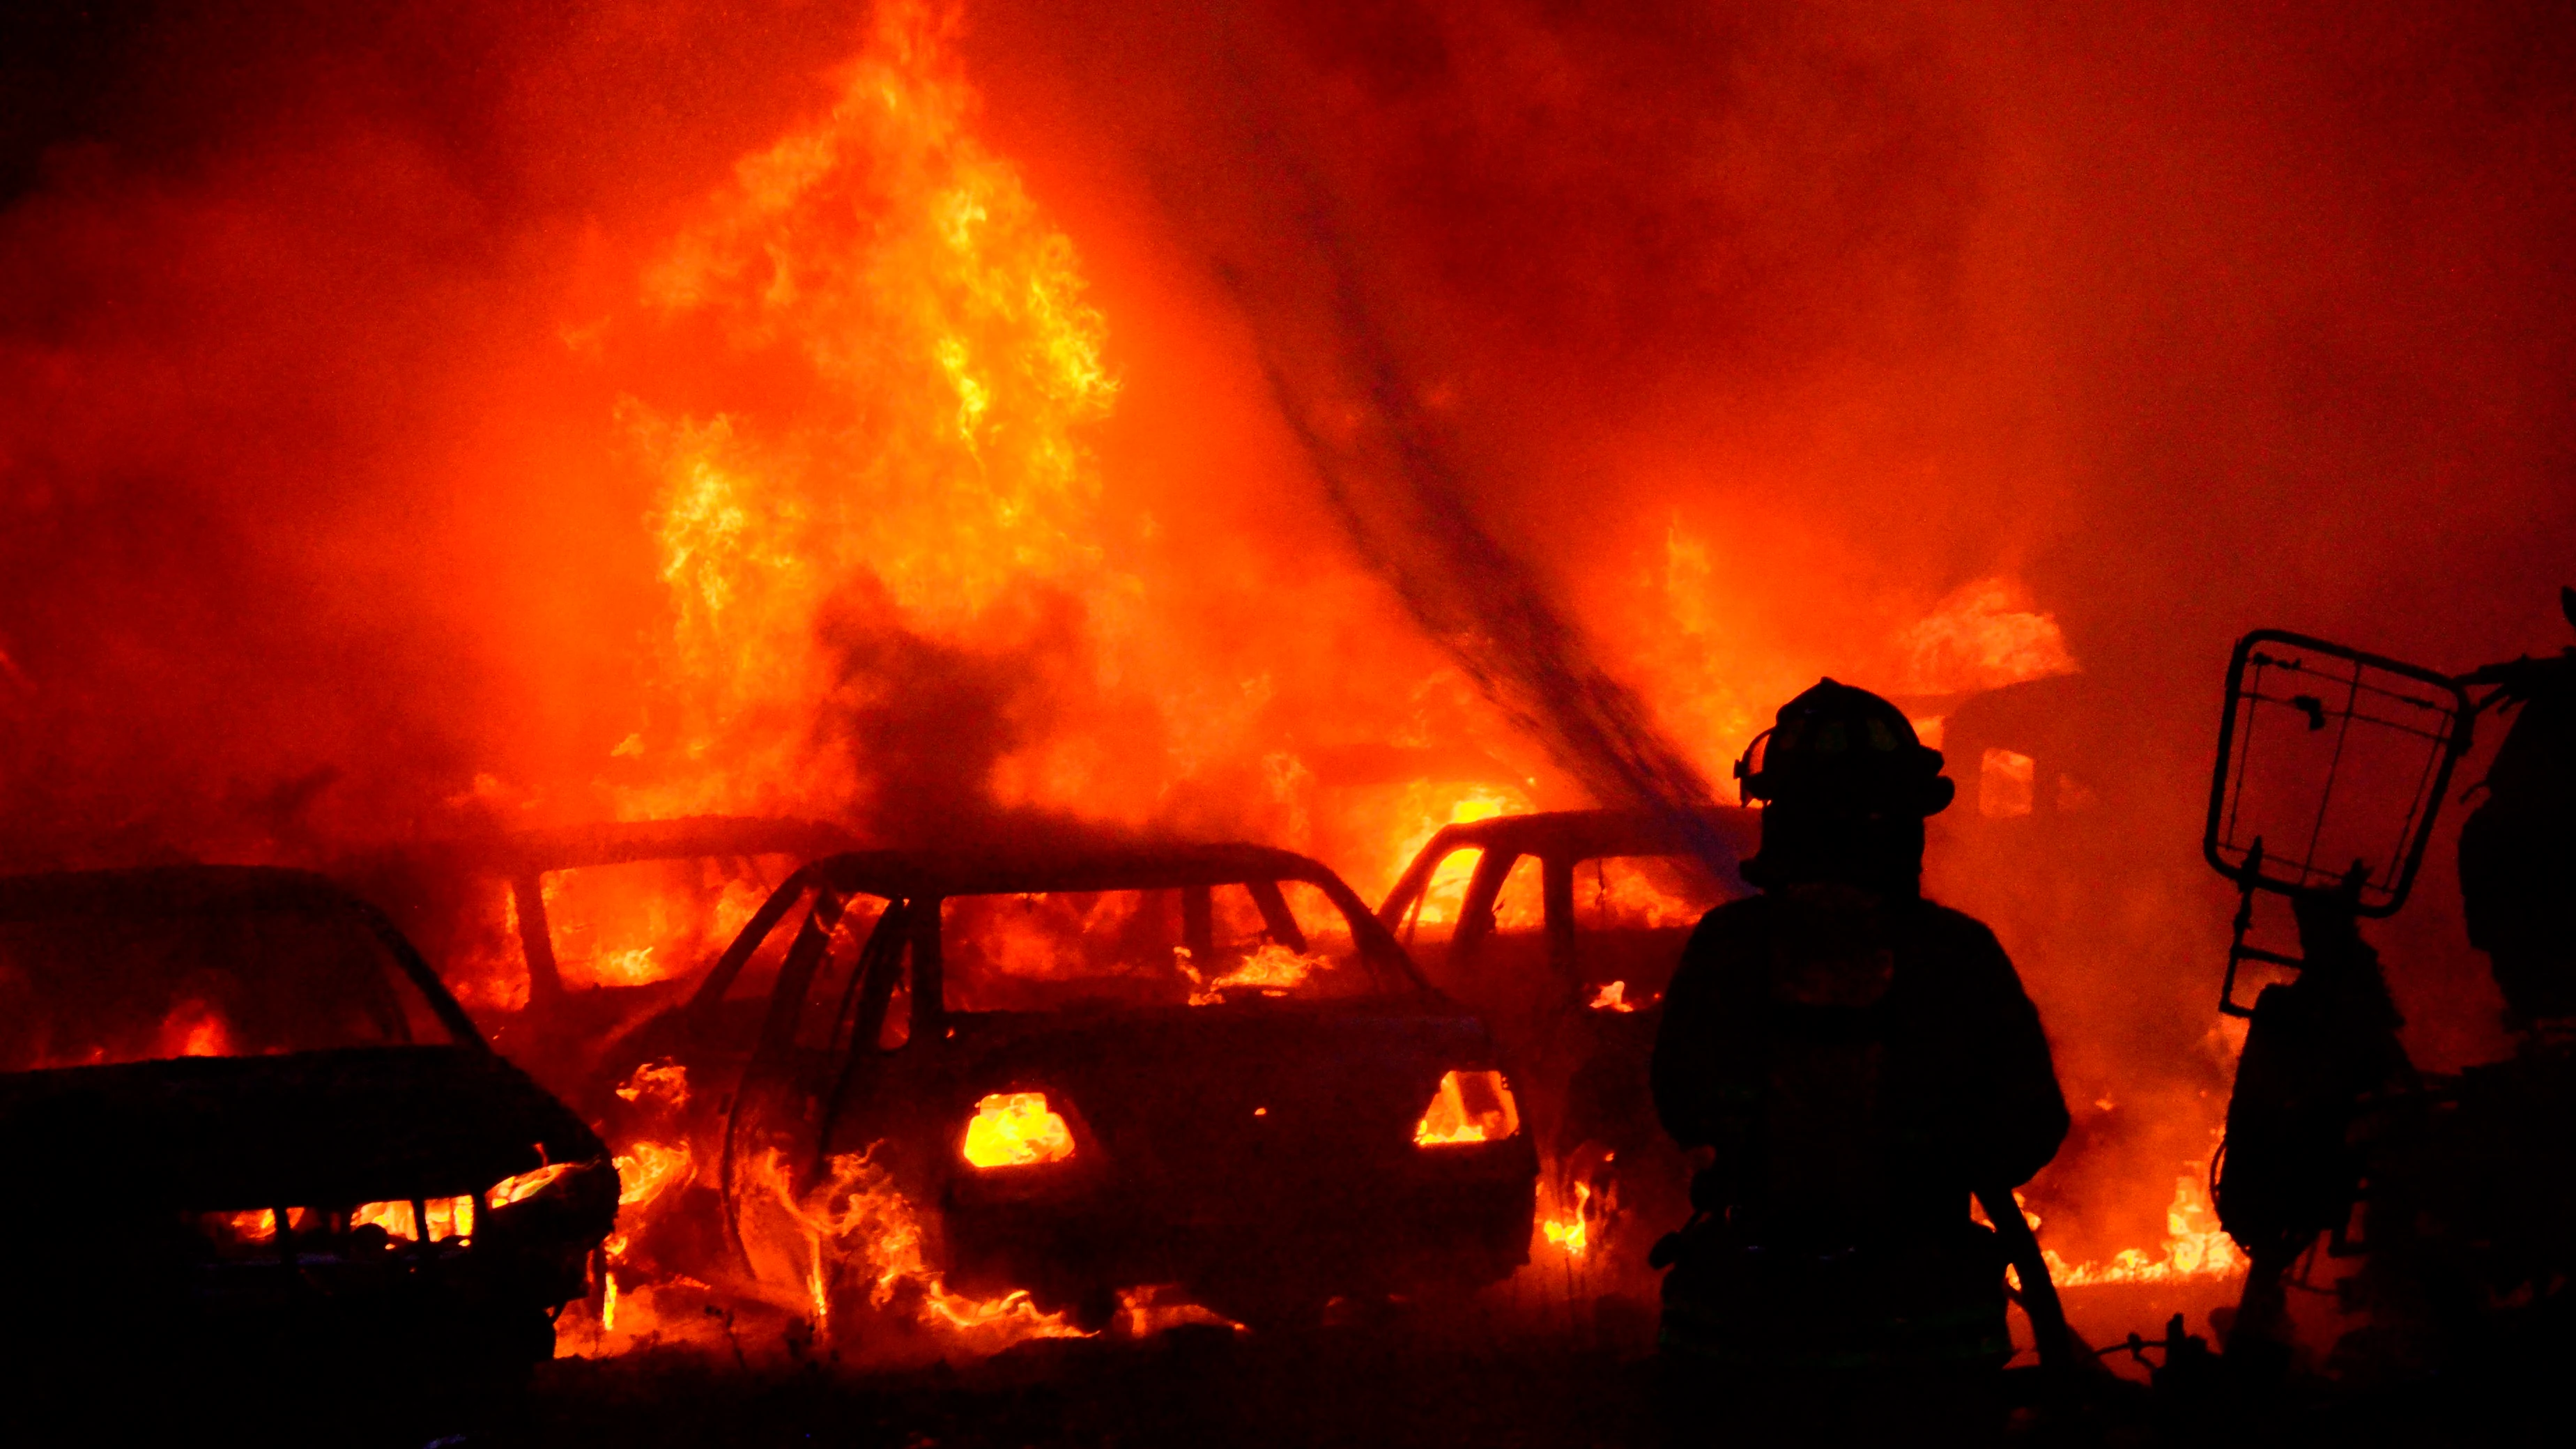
608;842;1538;1330
340;815;857;1080
0;866;618;1396
2193;604;2576;1389
1377;808;1756;1264
1379;808;1756;999
469;816;859;1017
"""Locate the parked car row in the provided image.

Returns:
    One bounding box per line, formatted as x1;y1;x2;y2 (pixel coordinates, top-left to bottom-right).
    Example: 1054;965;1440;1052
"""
0;807;1756;1386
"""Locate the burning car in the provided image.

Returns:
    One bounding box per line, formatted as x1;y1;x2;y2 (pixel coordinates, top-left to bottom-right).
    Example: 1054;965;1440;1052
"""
1377;808;1756;1266
339;814;856;1083
597;841;1536;1334
0;866;618;1393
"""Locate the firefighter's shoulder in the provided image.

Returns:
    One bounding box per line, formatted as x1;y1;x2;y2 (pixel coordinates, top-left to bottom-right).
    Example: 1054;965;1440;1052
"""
1906;900;2018;971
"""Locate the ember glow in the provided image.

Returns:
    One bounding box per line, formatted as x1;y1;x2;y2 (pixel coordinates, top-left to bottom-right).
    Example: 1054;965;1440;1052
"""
162;1002;233;1060
615;1059;692;1112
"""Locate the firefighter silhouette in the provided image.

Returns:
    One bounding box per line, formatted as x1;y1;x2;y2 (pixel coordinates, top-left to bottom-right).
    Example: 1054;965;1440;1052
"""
1650;680;2068;1406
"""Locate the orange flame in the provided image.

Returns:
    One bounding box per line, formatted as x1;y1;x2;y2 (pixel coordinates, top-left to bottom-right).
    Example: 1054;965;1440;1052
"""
162;1001;233;1059
749;1145;1090;1347
1181;940;1328;1005
1413;1069;1522;1147
2041;1174;2245;1287
1541;1181;1592;1257
615;1059;692;1112
613;1139;694;1207
620;0;1121;819
488;1162;576;1209
352;1196;476;1243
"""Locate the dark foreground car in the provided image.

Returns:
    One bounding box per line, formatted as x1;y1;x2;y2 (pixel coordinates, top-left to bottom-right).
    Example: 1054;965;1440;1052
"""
600;843;1537;1331
1377;808;1756;1267
0;866;618;1404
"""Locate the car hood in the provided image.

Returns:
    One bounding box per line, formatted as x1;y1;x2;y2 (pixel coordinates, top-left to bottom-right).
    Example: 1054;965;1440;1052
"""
0;1046;604;1213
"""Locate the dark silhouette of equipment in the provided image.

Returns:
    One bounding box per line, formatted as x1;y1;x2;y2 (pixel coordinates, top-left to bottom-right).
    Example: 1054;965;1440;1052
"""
2198;591;2576;1388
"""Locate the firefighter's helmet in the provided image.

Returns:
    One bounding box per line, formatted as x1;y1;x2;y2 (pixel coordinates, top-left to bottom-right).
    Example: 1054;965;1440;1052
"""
1734;678;1955;818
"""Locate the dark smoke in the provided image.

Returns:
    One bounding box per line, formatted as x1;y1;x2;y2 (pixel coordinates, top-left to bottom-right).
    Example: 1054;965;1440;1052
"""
1237;240;1726;831
815;578;1091;843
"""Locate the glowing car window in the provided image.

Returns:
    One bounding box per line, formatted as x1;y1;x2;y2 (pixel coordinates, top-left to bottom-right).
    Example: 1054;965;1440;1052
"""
529;856;790;994
1572;855;1727;934
940;884;1386;1013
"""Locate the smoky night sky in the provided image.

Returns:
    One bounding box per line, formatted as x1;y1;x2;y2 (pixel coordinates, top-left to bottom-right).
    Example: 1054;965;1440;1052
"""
5;1;2575;1257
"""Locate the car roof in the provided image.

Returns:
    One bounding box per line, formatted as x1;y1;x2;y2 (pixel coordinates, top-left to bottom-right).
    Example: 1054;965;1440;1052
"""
1404;806;1759;864
682;841;1423;1016
799;841;1358;900
362;814;859;881
1379;806;1760;917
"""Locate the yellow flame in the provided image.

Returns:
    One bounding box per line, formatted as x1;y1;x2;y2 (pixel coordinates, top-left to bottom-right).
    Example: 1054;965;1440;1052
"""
962;1091;1075;1168
352;1196;475;1243
1542;1181;1592;1257
621;0;1120;817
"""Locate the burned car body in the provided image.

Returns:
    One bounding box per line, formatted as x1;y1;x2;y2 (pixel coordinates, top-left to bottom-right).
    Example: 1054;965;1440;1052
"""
336;814;854;1082
1377;808;1756;1263
0;867;618;1386
604;843;1536;1330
